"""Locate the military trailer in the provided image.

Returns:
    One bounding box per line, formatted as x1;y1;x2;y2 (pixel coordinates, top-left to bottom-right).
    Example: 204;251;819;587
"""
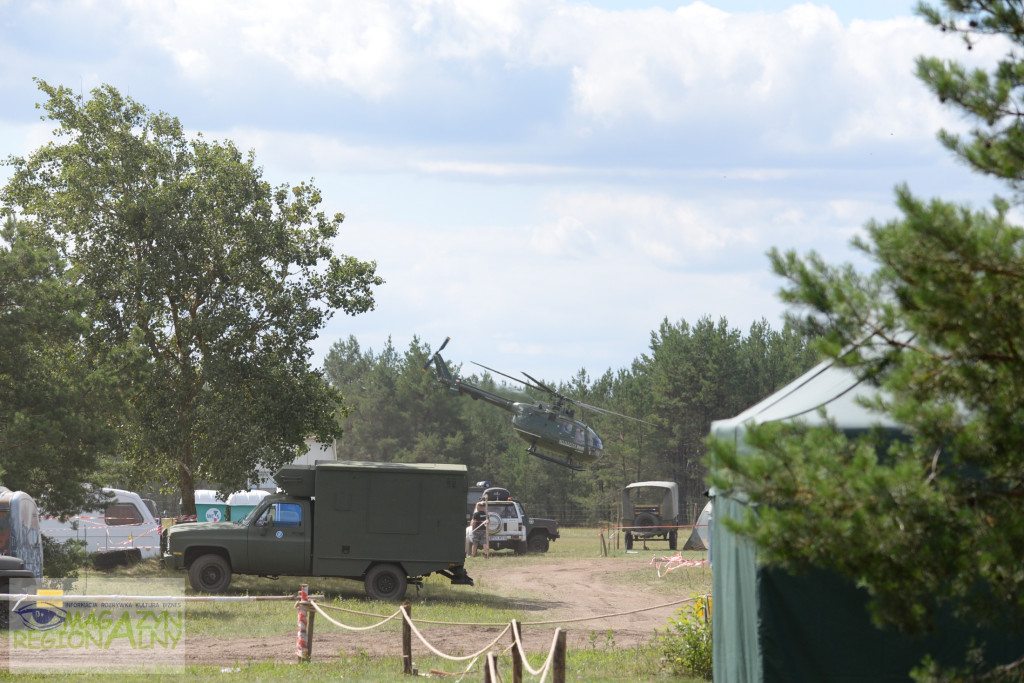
164;461;474;600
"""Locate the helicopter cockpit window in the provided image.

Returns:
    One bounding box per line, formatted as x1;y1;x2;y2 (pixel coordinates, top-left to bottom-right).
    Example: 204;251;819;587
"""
588;429;603;451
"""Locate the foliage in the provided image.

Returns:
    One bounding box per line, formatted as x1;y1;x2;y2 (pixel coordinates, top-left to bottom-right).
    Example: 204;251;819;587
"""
0;218;135;516
657;595;713;680
708;2;1024;679
2;80;383;514
40;535;89;580
323;320;817;523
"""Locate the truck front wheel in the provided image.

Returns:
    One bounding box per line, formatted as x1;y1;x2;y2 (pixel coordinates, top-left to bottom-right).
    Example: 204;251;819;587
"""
364;563;408;601
188;553;232;593
527;534;549;553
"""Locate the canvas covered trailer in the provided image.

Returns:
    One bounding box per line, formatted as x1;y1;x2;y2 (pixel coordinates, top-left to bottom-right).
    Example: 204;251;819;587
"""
709;356;1024;682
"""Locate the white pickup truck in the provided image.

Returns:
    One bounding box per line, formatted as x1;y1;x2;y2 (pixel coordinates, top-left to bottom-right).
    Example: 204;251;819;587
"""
39;488;161;563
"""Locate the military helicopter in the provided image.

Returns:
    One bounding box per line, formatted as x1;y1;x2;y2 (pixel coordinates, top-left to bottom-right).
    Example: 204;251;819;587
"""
422;337;651;470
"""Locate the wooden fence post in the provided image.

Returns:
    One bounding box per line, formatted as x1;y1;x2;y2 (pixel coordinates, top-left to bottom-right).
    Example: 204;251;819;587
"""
552;628;566;683
484;652;499;683
402;601;413;675
511;619;523;683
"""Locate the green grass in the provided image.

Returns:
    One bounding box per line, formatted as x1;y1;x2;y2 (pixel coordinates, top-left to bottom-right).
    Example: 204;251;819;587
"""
3;527;712;681
0;647;702;682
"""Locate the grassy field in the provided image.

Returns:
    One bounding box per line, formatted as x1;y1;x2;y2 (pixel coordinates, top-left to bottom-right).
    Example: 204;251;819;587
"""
2;528;711;681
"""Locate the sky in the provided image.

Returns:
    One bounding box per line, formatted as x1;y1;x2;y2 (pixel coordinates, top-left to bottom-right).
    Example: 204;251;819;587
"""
0;1;1009;385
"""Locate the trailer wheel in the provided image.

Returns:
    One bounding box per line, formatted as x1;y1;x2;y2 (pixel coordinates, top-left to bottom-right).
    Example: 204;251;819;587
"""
188;553;232;593
364;563;408;601
669;529;678;551
625;531;633;550
527;534;549;553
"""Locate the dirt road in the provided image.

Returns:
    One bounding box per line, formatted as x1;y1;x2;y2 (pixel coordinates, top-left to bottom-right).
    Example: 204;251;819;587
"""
185;555;707;666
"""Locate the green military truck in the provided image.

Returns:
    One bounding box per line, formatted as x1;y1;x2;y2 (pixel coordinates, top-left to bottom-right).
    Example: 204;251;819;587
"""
163;461;474;600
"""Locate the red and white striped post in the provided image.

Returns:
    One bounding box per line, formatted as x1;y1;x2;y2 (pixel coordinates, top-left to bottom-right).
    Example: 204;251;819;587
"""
296;584;312;662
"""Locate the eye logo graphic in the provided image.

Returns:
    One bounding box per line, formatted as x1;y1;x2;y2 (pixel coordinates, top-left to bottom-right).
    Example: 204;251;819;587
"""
14;601;67;631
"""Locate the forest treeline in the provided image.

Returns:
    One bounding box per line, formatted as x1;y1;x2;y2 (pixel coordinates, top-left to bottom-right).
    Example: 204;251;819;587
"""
323;316;819;525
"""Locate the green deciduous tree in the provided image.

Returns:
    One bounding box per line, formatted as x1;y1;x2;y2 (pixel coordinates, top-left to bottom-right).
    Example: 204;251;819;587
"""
2;80;383;514
0;218;136;516
708;2;1024;678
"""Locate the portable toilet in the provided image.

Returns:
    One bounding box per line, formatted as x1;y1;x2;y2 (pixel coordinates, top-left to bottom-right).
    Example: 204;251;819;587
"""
194;490;227;523
227;490;269;521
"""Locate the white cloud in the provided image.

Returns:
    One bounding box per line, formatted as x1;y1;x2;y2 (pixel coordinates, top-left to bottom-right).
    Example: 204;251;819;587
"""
112;0;996;156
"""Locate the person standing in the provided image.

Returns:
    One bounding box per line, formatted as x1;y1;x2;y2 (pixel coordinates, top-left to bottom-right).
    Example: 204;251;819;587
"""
470;501;489;558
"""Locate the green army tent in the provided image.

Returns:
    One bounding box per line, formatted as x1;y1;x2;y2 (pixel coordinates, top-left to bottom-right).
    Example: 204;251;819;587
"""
708;357;1024;682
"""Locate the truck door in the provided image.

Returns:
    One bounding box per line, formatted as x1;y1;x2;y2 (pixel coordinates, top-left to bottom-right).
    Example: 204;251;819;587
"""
246;501;311;576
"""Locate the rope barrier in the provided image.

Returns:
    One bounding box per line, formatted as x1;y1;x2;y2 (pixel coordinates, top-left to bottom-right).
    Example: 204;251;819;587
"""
511;620;553;678
517;596;693;626
308;595;691;628
400;605;512;663
309;601;403;632
1;593;315;602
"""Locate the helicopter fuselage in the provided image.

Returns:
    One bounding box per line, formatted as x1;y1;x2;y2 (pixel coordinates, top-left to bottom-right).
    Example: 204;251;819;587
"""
423;339;639;470
446;378;604;466
510;403;604;464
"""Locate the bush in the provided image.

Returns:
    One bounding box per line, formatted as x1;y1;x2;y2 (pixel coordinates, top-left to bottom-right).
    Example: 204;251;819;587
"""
41;534;89;579
658;594;712;680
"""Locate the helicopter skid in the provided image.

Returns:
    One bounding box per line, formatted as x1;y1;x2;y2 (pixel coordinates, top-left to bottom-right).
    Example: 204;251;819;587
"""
527;447;585;471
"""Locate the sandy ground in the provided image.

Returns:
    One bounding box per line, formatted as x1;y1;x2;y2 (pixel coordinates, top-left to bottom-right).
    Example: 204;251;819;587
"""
184;555;702;667
2;554;707;670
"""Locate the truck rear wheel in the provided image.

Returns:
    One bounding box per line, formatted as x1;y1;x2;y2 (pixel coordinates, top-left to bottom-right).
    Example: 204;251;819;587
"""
364;563;408;601
527;534;549;553
188;553;232;593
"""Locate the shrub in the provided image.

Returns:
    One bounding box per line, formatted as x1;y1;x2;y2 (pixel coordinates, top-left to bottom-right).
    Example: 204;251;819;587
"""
658;594;712;680
41;534;89;579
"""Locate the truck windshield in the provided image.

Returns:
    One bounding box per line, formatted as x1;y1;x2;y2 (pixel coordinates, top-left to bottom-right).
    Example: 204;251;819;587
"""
238;505;264;526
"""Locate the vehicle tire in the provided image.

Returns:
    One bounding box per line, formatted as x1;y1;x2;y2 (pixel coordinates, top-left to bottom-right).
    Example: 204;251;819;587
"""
669;529;678;551
513;541;528;555
188;553;232;593
625;531;633;550
364;563;408;601
487;512;502;534
527;533;549;553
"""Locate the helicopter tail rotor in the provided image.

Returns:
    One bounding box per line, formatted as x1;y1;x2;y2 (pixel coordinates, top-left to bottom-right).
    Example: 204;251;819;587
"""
422;336;451;372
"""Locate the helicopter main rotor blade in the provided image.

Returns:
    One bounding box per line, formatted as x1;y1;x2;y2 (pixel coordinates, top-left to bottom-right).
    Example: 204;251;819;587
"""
573;401;655;425
471;362;548;393
520;372;559;396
